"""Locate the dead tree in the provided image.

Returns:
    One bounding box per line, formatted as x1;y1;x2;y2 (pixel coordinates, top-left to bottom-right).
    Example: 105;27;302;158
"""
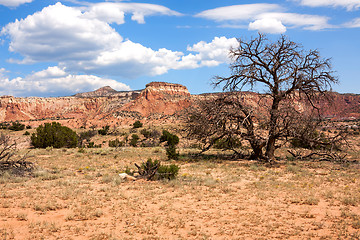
210;34;337;161
0;134;33;176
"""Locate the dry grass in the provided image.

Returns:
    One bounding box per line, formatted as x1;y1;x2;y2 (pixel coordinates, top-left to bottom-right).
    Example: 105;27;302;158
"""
0;131;359;239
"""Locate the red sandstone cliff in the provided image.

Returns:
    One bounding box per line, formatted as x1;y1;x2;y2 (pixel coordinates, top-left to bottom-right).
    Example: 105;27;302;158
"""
120;82;191;117
0;82;359;128
0;82;193;128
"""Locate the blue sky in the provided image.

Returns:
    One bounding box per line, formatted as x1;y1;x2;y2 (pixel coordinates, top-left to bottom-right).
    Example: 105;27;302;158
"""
0;0;359;97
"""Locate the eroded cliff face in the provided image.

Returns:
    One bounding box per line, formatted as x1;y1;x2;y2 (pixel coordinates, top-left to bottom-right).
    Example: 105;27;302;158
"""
0;82;192;128
318;93;360;119
0;82;359;129
120;82;191;117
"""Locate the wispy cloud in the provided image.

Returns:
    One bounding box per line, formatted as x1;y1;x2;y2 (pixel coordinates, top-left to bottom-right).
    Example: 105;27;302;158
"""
0;0;32;7
294;0;360;11
84;2;182;24
196;4;282;22
196;3;333;33
343;18;360;28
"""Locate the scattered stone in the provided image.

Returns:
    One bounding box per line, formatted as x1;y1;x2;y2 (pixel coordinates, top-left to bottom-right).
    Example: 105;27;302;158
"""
118;173;136;181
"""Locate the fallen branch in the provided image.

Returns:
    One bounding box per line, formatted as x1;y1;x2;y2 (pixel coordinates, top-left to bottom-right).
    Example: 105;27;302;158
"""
287;149;349;163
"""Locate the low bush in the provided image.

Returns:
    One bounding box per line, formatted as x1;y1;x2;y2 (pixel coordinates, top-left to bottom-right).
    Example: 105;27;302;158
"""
157;163;180;180
160;130;179;160
87;142;101;148
31;122;78;148
140;128;151;138
8;122;25;131
78;130;97;147
132;121;143;129
128;158;179;180
213;136;242;150
98;125;110;135
109;139;124;147
129;134;139;147
0;122;9;129
141;128;161;139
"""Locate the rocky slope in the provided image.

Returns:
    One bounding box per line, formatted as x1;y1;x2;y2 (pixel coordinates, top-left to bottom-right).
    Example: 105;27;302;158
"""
0;82;193;128
73;86;141;98
0;82;359;128
120;82;191;117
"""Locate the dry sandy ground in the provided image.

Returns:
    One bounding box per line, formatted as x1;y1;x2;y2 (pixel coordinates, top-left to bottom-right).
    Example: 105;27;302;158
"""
1;140;360;239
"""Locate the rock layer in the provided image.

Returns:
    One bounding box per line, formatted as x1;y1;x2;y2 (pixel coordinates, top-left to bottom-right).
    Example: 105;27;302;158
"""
0;82;359;128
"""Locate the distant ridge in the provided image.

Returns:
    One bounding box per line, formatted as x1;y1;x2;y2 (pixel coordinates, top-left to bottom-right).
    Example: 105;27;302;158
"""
73;86;135;98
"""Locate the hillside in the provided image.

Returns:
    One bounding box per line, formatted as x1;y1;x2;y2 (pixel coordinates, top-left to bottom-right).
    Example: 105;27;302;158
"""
0;82;359;128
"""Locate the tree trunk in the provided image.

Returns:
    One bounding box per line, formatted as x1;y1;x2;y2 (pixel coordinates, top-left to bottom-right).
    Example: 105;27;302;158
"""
265;136;276;161
265;96;280;162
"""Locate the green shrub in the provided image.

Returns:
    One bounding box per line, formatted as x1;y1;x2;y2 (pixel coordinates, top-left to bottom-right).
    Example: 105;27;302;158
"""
31;122;78;148
8;122;25;131
160;130;179;146
138;158;179;180
132;121;143;129
98;125;110;135
129;134;139;147
160;130;179;160
79;130;97;141
78;130;97;147
140;128;152;138
87;142;101;148
213;136;242;149
23;131;30;136
109;138;124;147
158;164;180;180
78;148;86;153
0;122;9;129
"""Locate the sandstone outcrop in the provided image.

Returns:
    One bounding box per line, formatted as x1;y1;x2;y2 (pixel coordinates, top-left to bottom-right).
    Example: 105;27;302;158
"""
0;82;359;129
120;82;191;117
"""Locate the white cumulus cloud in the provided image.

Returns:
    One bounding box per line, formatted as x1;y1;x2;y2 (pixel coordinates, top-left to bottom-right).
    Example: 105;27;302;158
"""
294;0;360;11
2;2;123;63
186;37;239;67
1;3;237;79
0;66;131;97
0;0;32;7
249;18;286;34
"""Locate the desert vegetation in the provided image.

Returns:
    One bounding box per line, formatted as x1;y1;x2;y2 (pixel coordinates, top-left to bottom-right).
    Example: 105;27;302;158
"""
0;123;359;239
0;35;359;239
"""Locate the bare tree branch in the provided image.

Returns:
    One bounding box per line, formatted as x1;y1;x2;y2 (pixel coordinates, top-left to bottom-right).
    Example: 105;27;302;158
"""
186;33;341;162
